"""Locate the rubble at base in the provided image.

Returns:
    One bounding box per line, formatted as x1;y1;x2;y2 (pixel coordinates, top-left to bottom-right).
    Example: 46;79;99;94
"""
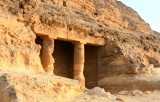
0;71;83;102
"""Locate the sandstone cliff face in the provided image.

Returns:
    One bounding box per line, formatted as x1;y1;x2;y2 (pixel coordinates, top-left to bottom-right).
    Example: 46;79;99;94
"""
0;0;160;74
0;10;44;73
0;0;160;89
48;0;153;34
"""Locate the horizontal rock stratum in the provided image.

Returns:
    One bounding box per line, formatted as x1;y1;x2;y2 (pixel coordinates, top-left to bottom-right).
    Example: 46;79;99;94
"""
0;0;160;101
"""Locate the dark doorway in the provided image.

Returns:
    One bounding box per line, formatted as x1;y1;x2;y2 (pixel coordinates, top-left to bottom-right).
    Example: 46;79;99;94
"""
53;40;74;78
35;35;43;59
84;45;98;89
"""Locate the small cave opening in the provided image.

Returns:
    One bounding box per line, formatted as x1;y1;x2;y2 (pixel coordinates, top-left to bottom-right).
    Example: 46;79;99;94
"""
84;44;99;89
53;40;74;78
35;35;43;45
35;35;43;58
63;1;67;7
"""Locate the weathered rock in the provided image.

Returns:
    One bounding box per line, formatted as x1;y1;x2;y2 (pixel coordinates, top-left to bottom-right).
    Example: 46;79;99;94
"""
0;0;160;95
85;87;113;98
99;74;160;93
116;97;127;102
0;10;44;73
0;71;83;102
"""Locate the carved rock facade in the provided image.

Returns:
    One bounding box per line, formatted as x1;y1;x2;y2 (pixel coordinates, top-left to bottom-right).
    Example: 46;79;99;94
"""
0;0;160;90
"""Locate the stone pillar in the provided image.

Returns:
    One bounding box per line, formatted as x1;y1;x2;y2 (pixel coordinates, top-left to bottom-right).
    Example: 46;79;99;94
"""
73;42;85;87
41;38;54;74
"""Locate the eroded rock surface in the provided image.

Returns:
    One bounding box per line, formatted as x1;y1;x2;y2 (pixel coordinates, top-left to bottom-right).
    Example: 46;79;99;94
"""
0;10;44;73
0;0;160;98
0;71;83;102
0;0;159;75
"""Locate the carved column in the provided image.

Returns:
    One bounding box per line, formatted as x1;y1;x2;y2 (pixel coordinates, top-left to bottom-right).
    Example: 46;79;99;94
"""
73;42;85;87
41;38;54;74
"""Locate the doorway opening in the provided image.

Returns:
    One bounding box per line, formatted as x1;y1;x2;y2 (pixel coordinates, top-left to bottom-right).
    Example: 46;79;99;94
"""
84;45;98;89
35;35;43;60
53;40;74;78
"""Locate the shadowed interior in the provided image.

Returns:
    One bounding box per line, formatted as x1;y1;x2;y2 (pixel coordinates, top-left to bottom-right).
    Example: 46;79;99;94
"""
53;40;74;78
84;45;98;89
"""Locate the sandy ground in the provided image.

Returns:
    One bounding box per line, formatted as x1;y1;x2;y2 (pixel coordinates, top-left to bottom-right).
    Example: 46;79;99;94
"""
67;87;160;102
117;90;160;102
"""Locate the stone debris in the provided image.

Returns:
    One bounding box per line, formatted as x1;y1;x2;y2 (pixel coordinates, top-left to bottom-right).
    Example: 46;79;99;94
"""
85;87;113;98
116;97;127;102
118;90;143;96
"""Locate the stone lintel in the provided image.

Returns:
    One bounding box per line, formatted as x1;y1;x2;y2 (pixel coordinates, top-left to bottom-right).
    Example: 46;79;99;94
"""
34;24;105;46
